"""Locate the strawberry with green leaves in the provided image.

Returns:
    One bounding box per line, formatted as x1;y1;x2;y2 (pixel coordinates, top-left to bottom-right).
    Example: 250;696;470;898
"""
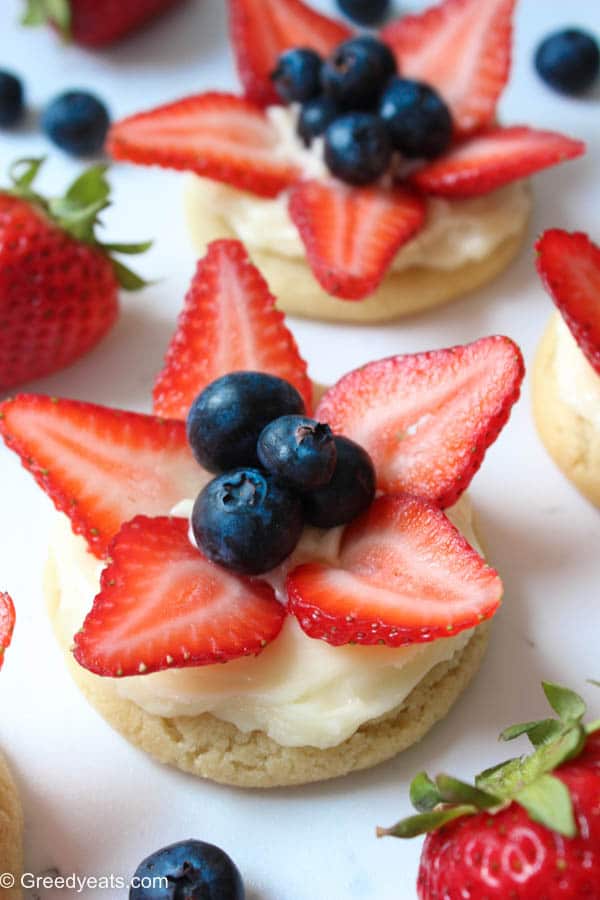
0;158;150;391
379;682;600;898
23;0;184;48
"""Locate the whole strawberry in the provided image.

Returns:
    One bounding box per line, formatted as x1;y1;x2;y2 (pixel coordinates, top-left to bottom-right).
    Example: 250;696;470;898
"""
22;0;183;48
0;158;150;391
379;682;600;898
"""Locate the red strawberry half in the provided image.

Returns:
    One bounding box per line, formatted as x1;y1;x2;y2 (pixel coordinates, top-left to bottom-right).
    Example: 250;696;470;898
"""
228;0;352;107
382;0;516;136
107;93;300;199
0;592;15;671
153;239;312;419
288;179;427;300
316;336;524;507
0;395;207;558
74;516;286;676
536;229;600;375
411;127;585;198
287;494;501;647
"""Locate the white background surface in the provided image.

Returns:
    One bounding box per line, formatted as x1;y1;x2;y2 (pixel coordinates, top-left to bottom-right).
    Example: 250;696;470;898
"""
1;0;600;897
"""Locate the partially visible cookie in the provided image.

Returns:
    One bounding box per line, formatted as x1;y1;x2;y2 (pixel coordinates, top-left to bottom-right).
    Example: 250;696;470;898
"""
533;315;600;508
45;550;489;789
184;179;531;324
0;753;22;900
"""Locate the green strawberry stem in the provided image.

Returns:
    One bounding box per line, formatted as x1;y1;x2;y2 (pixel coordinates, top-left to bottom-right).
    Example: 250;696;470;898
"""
378;681;598;842
22;0;72;40
4;158;152;291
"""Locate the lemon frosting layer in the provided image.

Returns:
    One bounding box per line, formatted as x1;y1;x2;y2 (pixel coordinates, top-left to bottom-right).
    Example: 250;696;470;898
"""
51;495;481;750
185;105;532;274
553;312;600;430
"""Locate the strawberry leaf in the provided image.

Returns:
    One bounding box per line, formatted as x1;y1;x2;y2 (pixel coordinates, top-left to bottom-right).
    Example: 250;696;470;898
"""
435;775;499;809
542;682;587;724
22;0;71;36
501;718;564;748
64;164;110;208
111;260;150;291
478;725;586;797
515;774;576;838
377;806;477;839
410;772;441;812
103;241;153;255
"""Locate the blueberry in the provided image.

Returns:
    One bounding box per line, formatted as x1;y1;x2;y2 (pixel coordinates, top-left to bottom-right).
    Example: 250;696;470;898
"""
322;37;397;110
298;95;340;146
535;29;600;95
0;71;24;127
129;839;244;900
303;436;376;529
324;112;392;185
192;468;304;574
336;0;391;27
42;90;110;156
379;78;453;158
271;48;323;103
257;416;337;491
186;372;306;473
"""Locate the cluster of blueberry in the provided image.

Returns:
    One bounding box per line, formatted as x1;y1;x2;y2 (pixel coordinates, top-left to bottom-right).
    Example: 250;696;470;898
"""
271;36;453;186
186;372;376;576
0;70;109;156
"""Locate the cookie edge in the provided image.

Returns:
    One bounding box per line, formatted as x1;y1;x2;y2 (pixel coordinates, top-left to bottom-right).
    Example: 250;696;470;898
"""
533;314;600;508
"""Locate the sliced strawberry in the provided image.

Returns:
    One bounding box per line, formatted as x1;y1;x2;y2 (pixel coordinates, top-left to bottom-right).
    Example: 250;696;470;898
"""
74;516;286;676
229;0;352;107
153;240;312;419
536;230;600;376
107;92;300;199
288;179;427;301
0;395;207;558
411;127;585;198
316;336;524;508
287;494;502;647
0;592;15;671
381;0;516;136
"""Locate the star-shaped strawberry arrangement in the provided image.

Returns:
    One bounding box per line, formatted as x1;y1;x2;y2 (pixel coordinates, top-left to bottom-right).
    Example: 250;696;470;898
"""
106;0;585;301
0;240;524;678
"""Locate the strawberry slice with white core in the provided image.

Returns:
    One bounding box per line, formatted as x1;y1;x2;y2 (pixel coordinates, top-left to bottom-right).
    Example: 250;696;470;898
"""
153;240;312;419
287;494;502;647
74;516;286;676
288;179;427;300
0;592;15;670
381;0;516;136
229;0;352;107
0;395;207;558
316;336;524;508
536;230;600;376
411;127;585;199
107;93;300;199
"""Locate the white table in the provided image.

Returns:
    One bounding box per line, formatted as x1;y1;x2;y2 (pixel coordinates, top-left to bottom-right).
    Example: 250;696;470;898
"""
1;1;599;897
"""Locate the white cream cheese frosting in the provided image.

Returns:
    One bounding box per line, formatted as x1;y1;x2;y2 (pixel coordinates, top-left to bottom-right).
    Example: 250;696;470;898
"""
553;312;600;430
50;495;482;750
185;105;532;274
